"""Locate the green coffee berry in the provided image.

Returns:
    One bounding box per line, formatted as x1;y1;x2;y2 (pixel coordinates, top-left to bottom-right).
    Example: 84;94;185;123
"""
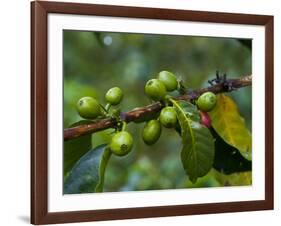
105;87;123;105
145;79;166;101
158;71;178;91
76;96;102;119
159;107;177;128
197;92;217;112
109;131;133;156
142;120;162;145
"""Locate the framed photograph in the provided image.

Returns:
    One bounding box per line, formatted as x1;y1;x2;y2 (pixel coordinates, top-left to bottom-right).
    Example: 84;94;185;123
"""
31;1;274;224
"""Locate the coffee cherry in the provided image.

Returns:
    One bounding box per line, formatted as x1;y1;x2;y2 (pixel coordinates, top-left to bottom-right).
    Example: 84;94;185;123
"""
105;87;123;105
159;107;177;128
109;131;133;156
142;120;162;145
199;111;212;128
145;79;166;101
196;92;217;112
158;71;178;91
76;97;102;119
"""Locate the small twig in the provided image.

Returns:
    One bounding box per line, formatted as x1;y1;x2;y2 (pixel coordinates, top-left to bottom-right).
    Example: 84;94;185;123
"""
177;75;252;101
64;75;252;141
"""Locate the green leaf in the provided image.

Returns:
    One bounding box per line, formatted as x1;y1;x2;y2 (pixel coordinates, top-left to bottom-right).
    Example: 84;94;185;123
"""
174;101;200;135
177;101;201;122
64;120;94;178
171;99;215;183
64;144;111;194
209;94;252;160
211;128;252;174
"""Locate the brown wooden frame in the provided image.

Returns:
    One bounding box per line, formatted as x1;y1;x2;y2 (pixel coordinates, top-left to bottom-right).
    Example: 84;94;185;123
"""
31;1;274;224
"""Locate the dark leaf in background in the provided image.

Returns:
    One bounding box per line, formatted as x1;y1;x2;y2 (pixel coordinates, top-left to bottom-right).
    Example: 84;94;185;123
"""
237;39;252;50
64;144;111;194
64;120;94;178
211;128;252;175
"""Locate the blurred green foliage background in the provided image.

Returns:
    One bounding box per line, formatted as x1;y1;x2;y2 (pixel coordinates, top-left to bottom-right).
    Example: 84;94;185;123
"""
64;30;252;192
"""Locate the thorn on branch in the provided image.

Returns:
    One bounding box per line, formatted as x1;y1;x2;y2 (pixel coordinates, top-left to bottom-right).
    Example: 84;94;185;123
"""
208;71;237;92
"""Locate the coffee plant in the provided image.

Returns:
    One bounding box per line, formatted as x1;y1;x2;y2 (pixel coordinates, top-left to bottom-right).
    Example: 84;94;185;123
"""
63;71;252;194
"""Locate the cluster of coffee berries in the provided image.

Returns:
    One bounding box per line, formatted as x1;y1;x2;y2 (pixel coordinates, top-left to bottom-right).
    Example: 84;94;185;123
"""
76;87;124;119
142;71;179;145
145;71;178;101
76;72;218;156
142;106;178;145
142;71;218;144
76;87;134;157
